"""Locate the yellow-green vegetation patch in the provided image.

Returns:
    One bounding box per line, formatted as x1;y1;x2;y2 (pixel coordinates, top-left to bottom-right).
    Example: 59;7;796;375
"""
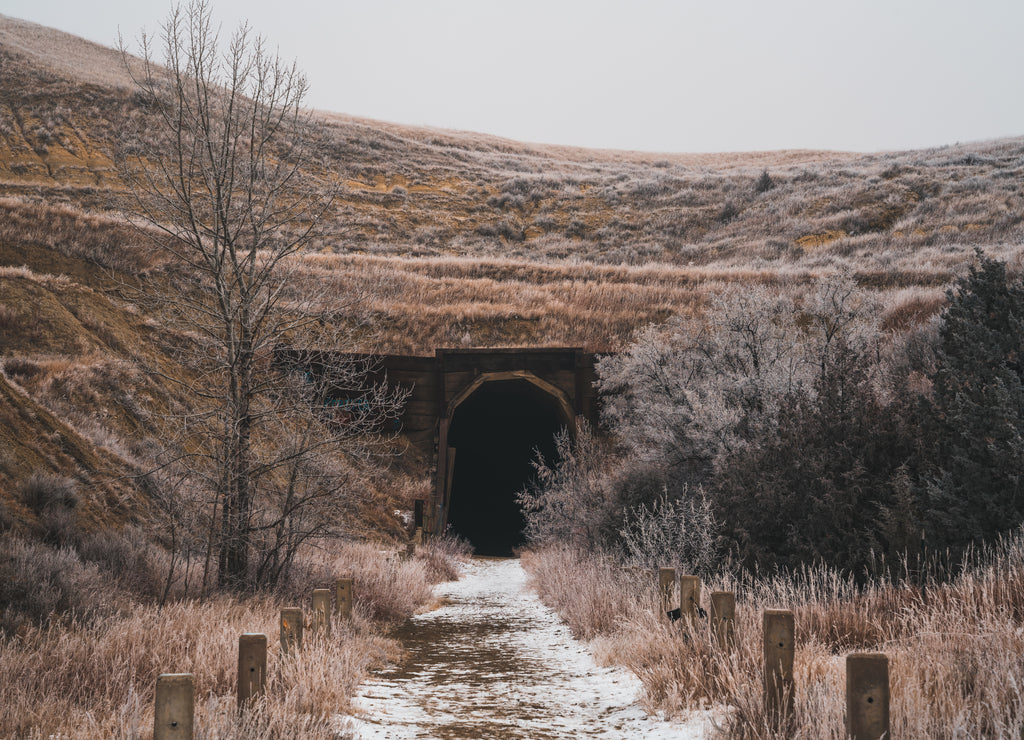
795;230;847;249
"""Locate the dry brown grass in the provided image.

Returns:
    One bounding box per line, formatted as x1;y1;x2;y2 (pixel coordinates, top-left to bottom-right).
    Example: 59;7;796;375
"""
2;186;986;361
2;13;1022;282
0;14;134;91
0;536;463;738
0;197;150;275
283;251;993;354
3;31;1022;359
0;596;390;738
524;536;1024;738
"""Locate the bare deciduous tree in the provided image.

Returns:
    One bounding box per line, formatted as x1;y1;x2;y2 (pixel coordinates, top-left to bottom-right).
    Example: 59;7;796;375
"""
117;1;405;589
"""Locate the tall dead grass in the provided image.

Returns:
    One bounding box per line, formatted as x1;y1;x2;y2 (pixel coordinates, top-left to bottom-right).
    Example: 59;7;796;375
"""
2;174;1018;358
0;197;151;275
284;251;985;354
524;534;1024;738
0;535;464;738
0;596;389;738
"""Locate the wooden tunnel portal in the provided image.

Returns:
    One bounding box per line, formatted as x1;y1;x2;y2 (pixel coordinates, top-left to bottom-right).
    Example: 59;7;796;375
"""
377;348;599;555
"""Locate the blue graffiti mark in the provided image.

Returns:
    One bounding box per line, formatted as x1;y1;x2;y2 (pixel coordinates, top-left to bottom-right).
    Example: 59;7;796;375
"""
325;397;372;412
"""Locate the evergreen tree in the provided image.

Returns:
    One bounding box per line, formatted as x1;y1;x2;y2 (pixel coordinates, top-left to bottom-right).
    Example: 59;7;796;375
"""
924;253;1024;551
713;340;910;574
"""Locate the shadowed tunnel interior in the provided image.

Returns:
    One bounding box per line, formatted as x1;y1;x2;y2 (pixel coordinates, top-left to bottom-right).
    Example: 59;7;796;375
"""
446;379;566;556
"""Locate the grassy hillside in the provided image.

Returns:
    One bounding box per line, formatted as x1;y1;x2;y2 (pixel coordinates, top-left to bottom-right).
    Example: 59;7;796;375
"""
2;14;1020;276
0;12;1022;526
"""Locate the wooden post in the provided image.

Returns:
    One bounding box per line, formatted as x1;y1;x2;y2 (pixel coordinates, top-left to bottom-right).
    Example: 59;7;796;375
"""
414;499;424;529
658;567;676;620
414;526;424;545
237;633;267;706
312;589;331;638
154;673;193;740
679;575;701;620
406;541;416;558
763;609;795;723
335;577;354;621
280;608;303;654
710;591;736;649
846;653;890;740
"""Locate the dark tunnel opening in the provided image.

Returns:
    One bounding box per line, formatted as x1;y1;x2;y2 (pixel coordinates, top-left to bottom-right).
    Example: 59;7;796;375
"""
446;379;567;556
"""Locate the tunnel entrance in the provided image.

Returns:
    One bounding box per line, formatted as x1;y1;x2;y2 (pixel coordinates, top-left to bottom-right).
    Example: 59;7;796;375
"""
445;379;568;556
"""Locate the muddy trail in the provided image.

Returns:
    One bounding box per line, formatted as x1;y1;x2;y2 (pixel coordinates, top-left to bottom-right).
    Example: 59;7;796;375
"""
342;558;711;739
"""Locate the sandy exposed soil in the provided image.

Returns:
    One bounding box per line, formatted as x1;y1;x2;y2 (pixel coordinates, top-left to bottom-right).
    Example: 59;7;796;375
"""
340;557;715;739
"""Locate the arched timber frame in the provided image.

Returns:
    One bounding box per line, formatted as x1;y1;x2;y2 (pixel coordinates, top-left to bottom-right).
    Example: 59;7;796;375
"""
422;348;599;535
435;369;578;534
445;370;577;426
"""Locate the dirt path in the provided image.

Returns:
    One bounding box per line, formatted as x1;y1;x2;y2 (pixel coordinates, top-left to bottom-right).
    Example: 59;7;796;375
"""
341;558;713;739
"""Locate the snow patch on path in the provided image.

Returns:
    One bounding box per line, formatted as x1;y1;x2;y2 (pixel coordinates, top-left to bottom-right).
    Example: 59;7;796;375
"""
340;557;714;739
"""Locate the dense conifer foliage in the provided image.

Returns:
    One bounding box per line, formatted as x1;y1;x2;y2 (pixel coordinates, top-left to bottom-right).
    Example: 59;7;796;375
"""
921;254;1024;554
717;341;886;571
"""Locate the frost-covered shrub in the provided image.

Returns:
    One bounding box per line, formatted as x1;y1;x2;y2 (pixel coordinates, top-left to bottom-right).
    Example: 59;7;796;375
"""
415;534;472;583
596;273;880;490
754;168;776;194
20;472;80;545
593;274;910;572
517;421;623;549
618;489;719;576
0;500;12;532
0;534;122;633
20;472;79;513
77;527;170;599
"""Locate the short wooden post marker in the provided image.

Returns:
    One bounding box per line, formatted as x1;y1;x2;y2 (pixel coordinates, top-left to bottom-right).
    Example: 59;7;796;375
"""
312;588;331;638
280;608;303;654
406;541;416;558
237;633;267;706
414;526;424;545
846;652;889;740
658;567;676;620
154;673;194;740
763;609;795;723
679;575;701;620
710;591;736;649
335;577;354;621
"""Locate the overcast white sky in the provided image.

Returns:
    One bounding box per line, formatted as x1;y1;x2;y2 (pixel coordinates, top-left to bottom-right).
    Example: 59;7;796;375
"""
5;0;1023;153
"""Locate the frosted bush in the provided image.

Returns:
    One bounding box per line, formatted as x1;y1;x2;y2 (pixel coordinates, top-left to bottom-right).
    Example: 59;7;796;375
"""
618;489;719;576
596;273;880;488
517;420;621;549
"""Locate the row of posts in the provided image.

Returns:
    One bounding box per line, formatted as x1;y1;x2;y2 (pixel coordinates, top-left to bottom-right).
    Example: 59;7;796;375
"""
658;567;889;740
153;503;429;739
152;576;355;740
